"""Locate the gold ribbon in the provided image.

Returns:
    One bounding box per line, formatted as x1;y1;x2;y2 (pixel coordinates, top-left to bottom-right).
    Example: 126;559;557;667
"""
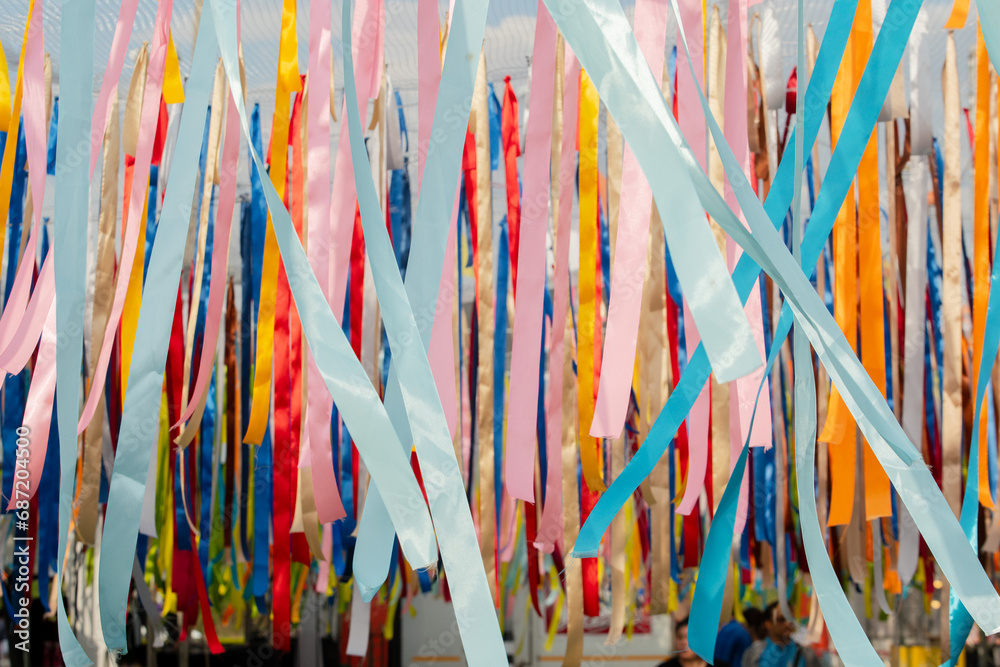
944;0;970;30
164;31;185;104
577;68;604;494
0;36;10;131
942;31;963;519
707;5;730;512
472;50;498;605
78;88;121;545
246;0;301;444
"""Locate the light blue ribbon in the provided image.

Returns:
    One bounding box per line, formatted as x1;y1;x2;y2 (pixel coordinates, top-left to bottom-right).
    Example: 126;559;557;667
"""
788;4;881;663
545;0;1000;637
350;0;491;595
340;5;506;658
98;8;220;654
53;1;95;663
207;0;439;574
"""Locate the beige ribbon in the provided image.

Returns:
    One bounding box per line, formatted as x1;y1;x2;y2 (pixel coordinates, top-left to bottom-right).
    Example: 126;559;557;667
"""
607;430;627;645
472;50;498;605
606;114;623;264
562;306;583;667
942;32;963;518
78;88;121;545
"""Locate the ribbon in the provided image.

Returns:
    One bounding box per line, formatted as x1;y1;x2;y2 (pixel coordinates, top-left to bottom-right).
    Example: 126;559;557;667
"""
941;32;962;520
0;0;32;278
51;0;95;662
501;77;521;295
88;0;140;179
305;0;346;525
537;44;579;554
347;13;508;646
504;0;556;503
77;0;174;435
243;0;301;445
591;0;670;441
852;0;892;520
578;69;603;494
551;0;1000;635
350;0;495;600
210;0;440;577
78;87;120;545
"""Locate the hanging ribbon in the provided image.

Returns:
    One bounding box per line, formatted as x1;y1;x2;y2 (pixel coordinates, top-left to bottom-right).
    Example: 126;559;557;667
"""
550;0;1000;635
941;32;963;520
51;0;95;662
578;68;603;495
243;0;301;445
504;0;556;503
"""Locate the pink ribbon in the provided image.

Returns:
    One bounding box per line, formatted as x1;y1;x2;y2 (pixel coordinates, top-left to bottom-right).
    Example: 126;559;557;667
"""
0;254;52;374
536;47;580;553
6;299;55;510
674;0;710;517
416;0;440;190
590;0;670;439
504;1;557;503
305;0;346;524
89;0;140;179
173;93;241;430
0;0;49;362
723;0;767;534
77;0;175;435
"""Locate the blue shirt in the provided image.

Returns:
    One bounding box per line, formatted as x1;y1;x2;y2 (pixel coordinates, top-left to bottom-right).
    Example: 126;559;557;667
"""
716;620;753;667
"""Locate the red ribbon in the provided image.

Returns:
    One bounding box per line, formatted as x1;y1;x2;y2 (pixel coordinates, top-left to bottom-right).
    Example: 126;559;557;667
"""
501;76;521;296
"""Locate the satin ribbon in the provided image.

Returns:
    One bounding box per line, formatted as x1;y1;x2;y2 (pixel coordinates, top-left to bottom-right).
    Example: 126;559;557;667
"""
210;0;440;576
941;32;962;519
0;0;33;278
78;87;120;545
537;45;579;554
244;0;301;445
561;294;584;667
504;0;556;503
305;0;346;525
852;0;892;521
88;0;139;179
97;9;222;652
591;0;670;441
78;0;174;435
350;0;493;599
51;0;95;662
570;0;857;549
174;86;240;446
501;77;521;295
552;0;1000;635
578;69;603;495
945;0;969;30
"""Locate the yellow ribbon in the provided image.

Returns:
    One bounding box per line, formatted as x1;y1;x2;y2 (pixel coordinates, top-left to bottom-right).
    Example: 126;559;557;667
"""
578;68;604;494
0;37;10;131
163;31;185;104
246;0;301;443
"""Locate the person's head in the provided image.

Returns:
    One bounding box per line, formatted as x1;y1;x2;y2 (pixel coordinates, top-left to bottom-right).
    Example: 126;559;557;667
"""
763;602;795;646
743;606;766;641
674;616;697;660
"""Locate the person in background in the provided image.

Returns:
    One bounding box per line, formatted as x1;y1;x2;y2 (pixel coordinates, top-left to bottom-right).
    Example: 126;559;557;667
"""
658;617;715;667
741;607;768;667
757;602;820;667
716;610;755;667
